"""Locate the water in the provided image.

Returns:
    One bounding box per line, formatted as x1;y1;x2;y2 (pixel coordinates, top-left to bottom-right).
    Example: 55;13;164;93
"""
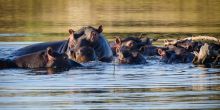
0;43;220;109
0;0;220;109
1;0;220;42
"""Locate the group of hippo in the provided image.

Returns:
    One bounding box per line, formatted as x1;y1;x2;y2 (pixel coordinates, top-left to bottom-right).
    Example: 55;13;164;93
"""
0;25;220;70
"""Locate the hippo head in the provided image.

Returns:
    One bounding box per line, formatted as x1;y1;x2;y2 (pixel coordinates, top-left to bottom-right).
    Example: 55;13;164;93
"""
67;25;103;49
139;45;159;56
46;47;71;68
158;48;176;63
115;36;139;51
116;47;146;64
83;25;103;43
69;46;97;63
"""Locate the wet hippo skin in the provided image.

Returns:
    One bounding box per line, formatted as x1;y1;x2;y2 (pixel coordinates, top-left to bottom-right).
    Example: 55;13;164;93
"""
0;47;82;69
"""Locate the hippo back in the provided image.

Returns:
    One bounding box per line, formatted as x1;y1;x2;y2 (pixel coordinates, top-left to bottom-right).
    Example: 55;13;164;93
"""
11;40;68;57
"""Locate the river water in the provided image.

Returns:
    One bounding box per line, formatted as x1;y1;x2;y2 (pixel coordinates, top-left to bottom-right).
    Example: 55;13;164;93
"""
0;0;220;38
0;0;220;109
0;42;220;109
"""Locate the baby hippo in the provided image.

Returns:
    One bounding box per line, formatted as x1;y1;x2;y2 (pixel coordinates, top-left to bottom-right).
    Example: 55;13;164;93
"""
116;48;147;64
69;46;97;63
0;47;81;69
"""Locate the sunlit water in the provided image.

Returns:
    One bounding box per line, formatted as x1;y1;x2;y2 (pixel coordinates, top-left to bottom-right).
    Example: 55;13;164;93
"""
0;43;220;109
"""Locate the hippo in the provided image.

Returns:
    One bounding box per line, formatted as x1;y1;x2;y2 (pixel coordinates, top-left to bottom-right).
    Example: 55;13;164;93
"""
175;40;204;52
68;46;97;63
116;47;147;64
114;36;140;50
157;46;194;64
11;25;113;62
111;36;157;56
0;47;82;69
70;25;113;62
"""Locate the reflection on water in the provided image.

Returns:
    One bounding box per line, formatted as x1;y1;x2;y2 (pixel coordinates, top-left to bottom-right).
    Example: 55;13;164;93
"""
0;0;220;34
0;43;220;109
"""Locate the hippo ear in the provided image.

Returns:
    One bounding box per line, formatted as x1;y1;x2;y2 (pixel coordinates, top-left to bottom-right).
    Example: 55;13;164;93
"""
46;47;55;61
68;29;76;48
115;36;121;45
97;25;103;33
157;48;163;55
69;29;75;34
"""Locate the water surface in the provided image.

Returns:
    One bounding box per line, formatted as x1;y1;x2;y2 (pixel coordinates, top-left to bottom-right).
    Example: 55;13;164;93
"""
0;0;220;109
0;43;220;109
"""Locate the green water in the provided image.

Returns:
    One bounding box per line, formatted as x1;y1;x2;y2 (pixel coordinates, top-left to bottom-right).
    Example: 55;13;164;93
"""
0;0;220;41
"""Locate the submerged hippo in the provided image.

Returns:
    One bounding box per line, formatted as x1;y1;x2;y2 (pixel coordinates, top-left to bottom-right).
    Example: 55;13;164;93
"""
0;47;82;69
111;36;157;56
68;46;97;63
116;47;147;64
157;46;194;64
